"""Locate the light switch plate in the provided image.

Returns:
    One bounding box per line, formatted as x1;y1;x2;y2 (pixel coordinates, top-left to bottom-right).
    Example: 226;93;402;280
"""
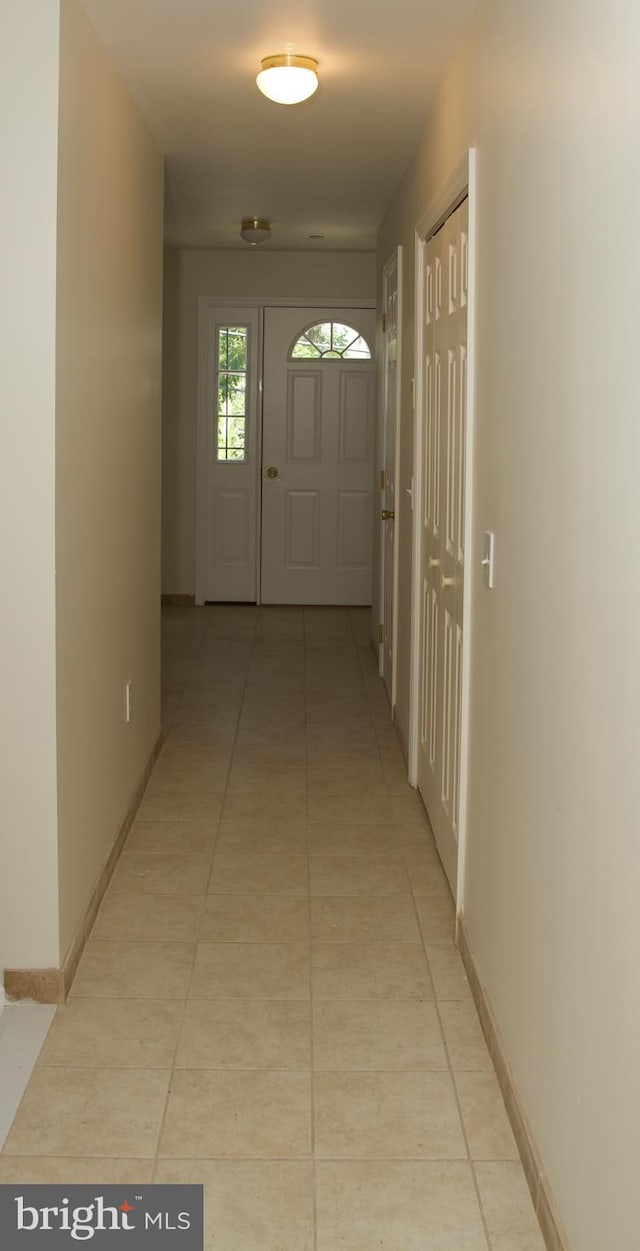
482;531;495;589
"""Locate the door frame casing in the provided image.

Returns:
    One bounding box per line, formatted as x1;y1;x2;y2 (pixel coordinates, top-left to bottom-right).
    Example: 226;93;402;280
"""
408;149;477;912
195;295;375;606
379;247;403;707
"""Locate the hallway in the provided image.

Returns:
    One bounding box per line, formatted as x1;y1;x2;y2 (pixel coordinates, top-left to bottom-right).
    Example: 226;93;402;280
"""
0;606;543;1249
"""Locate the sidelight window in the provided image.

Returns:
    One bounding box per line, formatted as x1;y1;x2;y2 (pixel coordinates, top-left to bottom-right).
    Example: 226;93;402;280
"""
216;325;248;461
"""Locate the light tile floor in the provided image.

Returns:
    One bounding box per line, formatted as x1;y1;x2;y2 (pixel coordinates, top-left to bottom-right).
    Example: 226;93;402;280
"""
0;1004;56;1149
0;606;545;1251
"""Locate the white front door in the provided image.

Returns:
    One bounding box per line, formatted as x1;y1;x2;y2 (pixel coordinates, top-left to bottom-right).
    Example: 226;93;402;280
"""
417;198;468;895
261;307;376;605
380;251;401;702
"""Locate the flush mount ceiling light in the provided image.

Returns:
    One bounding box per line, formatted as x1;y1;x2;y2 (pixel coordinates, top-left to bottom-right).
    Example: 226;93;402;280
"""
256;54;319;105
240;218;271;246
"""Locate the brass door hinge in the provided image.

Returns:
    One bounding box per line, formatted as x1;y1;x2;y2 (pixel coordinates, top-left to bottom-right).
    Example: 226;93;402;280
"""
379;624;385;643
382;313;387;333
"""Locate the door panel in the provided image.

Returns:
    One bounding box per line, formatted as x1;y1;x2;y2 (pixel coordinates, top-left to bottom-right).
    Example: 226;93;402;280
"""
215;491;250;567
417;199;468;897
287;373;322;461
261;306;375;604
338;491;371;566
286;491;320;566
340;375;372;461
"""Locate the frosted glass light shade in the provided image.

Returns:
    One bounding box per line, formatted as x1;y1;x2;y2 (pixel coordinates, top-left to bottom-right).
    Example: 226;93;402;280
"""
257;54;318;105
240;218;271;245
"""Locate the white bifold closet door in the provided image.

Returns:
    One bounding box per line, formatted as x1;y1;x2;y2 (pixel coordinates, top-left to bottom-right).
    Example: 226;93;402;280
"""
417;198;469;896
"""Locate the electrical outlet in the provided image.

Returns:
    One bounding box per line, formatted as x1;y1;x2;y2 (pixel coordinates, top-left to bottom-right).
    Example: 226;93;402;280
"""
125;680;133;723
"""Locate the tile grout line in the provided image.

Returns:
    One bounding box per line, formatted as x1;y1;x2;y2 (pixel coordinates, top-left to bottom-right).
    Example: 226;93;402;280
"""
151;610;259;1181
151;614;217;1182
2;609;533;1247
304;609;320;1251
1;1151;529;1165
3;613;220;1168
356;609;500;1243
408;882;494;1250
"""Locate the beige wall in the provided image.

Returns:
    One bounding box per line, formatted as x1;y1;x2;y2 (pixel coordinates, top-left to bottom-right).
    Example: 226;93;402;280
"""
55;0;164;961
379;1;640;1247
0;2;61;971
162;248;376;593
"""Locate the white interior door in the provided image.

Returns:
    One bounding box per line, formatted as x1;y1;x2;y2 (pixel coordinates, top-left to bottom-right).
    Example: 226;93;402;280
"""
380;251;401;703
417;199;468;895
198;305;260;602
261;307;376;604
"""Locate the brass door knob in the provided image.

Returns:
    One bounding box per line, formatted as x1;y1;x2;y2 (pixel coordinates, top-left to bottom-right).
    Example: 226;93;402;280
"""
266;466;279;479
381;509;395;520
429;557;440;569
441;575;455;588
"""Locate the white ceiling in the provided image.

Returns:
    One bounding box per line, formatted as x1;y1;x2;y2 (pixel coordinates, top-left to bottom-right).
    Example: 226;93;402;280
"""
80;0;478;251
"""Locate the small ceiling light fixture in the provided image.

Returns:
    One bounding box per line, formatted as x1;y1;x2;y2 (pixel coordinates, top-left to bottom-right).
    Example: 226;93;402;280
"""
240;218;271;246
256;54;319;105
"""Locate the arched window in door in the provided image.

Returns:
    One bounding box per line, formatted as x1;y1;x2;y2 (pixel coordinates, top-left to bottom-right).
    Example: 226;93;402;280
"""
290;321;372;360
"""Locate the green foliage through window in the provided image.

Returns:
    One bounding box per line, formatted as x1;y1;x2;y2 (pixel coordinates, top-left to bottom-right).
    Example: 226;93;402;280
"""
291;321;371;360
217;326;248;461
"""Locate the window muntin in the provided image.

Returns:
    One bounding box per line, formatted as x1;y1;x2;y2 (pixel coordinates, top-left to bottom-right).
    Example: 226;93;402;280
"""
216;326;248;461
290;321;371;360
